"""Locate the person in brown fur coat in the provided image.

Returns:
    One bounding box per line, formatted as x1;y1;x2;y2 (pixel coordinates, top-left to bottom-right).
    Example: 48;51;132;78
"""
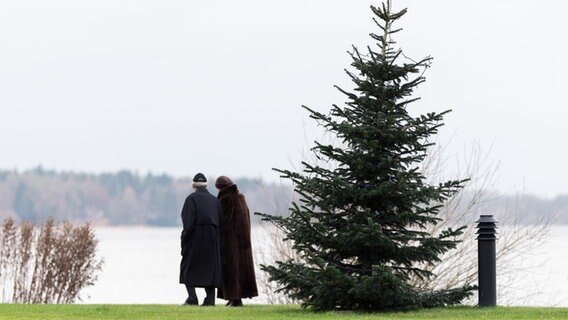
215;176;258;307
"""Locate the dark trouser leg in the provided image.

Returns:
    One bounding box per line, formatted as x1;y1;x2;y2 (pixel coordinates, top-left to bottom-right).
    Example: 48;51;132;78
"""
203;287;215;305
185;284;198;304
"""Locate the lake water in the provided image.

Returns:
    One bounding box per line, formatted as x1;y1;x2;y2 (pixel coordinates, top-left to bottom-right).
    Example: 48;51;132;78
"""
80;225;568;306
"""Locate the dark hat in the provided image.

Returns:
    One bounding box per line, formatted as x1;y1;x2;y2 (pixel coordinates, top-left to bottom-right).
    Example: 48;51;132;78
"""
215;176;234;190
193;173;207;183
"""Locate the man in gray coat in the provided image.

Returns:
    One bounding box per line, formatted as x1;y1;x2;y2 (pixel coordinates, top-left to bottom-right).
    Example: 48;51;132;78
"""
179;173;223;306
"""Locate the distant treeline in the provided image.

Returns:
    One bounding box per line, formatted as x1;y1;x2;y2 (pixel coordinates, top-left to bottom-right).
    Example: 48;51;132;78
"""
0;167;292;226
0;167;566;225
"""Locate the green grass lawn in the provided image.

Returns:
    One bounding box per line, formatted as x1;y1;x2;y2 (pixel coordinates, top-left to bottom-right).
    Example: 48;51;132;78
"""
1;304;567;320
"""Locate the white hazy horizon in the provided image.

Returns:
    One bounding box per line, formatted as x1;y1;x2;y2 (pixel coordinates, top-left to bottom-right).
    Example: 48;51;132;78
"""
1;0;567;197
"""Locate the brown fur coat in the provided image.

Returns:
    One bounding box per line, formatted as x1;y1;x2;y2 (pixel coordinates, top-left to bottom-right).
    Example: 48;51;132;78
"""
217;184;258;300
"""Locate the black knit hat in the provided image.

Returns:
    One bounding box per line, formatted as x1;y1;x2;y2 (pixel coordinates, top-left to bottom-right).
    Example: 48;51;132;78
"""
193;173;207;183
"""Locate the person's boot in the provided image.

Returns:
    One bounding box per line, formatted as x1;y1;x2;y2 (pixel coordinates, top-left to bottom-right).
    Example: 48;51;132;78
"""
202;287;215;306
183;285;198;306
183;297;198;306
229;299;243;307
202;297;215;306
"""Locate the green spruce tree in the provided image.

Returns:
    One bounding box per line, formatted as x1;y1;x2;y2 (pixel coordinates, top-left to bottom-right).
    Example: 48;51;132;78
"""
257;1;475;311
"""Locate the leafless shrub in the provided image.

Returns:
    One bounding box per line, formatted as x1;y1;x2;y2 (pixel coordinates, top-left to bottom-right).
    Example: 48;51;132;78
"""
0;218;103;303
410;142;552;305
254;221;302;304
253;180;302;304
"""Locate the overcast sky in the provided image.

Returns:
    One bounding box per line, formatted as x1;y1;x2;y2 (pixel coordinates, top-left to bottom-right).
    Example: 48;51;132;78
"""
0;0;566;198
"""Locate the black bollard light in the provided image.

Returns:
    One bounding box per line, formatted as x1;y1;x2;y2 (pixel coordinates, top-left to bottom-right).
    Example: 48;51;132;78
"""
476;214;498;307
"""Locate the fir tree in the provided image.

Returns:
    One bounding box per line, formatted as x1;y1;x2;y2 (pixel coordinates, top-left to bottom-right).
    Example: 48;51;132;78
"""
257;1;475;311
